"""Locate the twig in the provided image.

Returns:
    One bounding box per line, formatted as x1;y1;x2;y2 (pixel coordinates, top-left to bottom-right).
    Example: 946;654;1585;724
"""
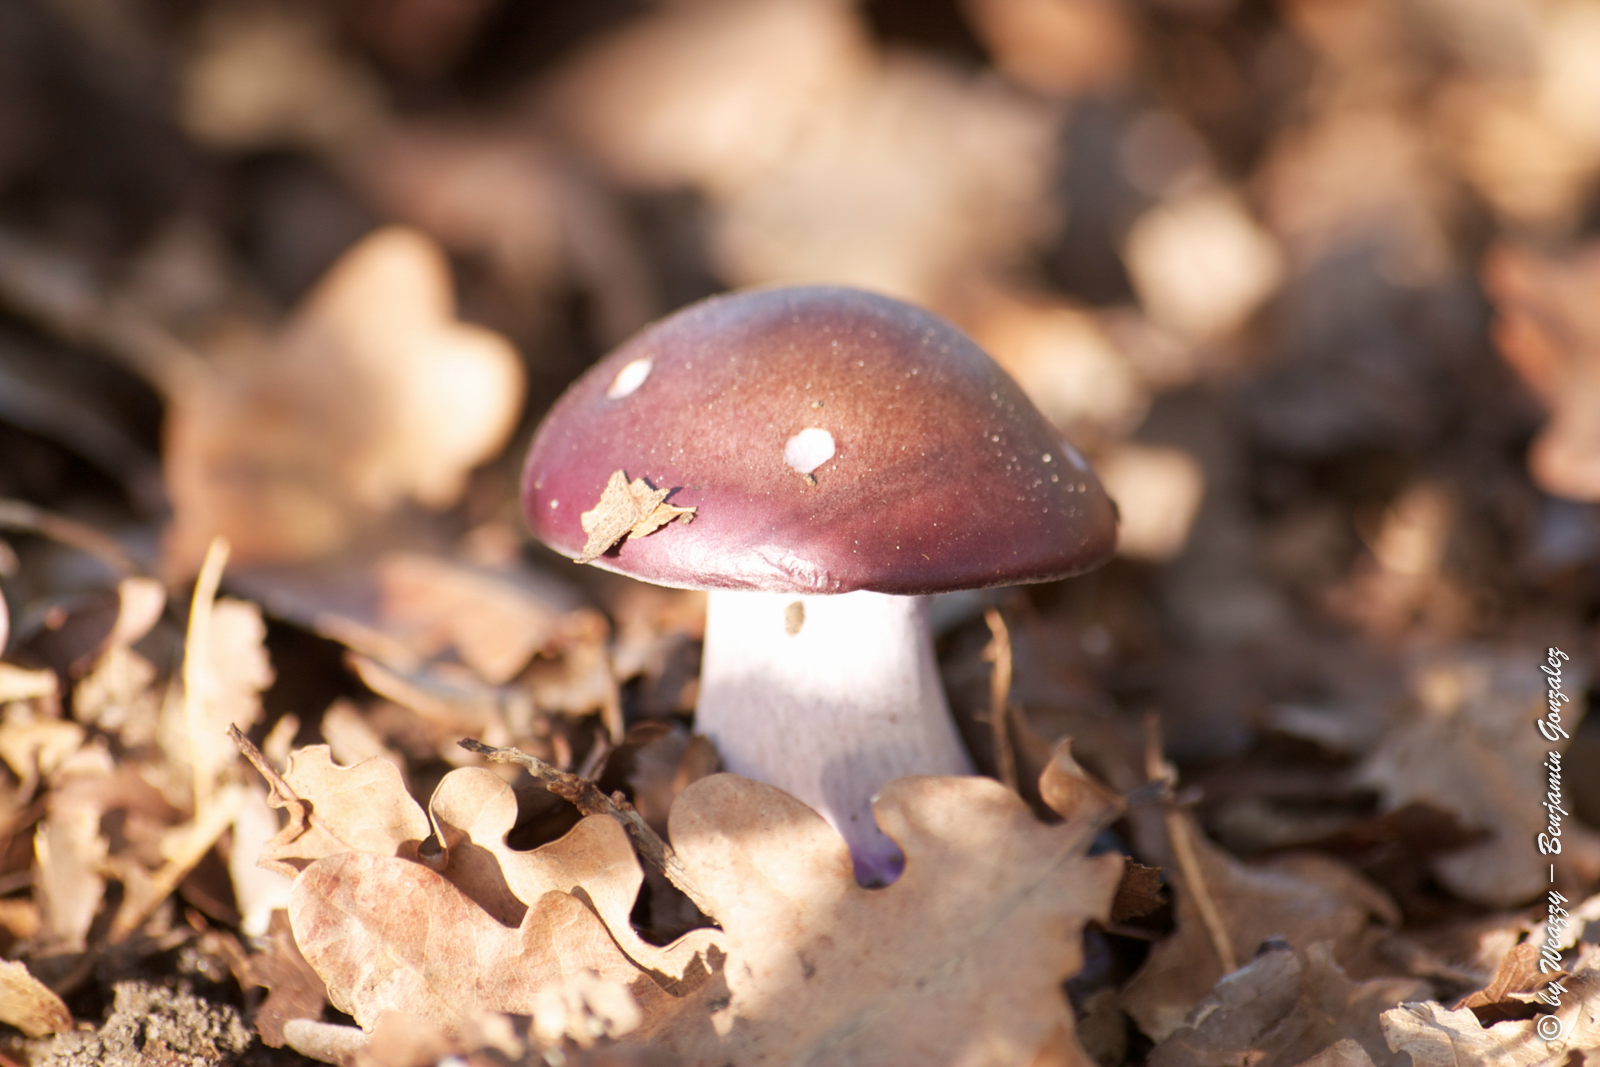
982;607;1019;793
1143;712;1237;975
184;537;230;812
459;738;718;921
230;723;295;804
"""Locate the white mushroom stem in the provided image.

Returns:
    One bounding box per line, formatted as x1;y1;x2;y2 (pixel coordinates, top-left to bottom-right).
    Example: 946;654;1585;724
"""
694;589;974;885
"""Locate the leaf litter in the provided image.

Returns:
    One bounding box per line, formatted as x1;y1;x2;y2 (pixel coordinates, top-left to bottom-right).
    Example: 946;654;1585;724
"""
237;735;1124;1066
6;1;1600;1065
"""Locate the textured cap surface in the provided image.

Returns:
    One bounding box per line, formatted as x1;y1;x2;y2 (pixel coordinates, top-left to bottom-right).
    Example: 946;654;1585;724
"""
522;287;1117;594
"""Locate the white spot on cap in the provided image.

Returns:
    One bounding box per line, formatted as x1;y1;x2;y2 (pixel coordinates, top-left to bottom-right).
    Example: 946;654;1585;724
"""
606;358;652;399
784;428;836;474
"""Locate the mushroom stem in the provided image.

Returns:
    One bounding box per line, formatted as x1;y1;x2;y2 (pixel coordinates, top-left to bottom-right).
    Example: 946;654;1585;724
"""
694;589;974;886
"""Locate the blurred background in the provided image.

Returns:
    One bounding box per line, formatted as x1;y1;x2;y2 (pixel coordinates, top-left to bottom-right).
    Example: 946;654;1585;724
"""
3;0;1600;1055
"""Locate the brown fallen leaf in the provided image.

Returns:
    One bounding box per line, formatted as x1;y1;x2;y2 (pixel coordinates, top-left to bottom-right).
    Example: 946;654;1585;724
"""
523;609;625;737
163;226;524;575
1147;941;1428;1067
1294;1039;1379;1067
268;731;1121;1064
1381;956;1600;1067
237;734;720;992
577;470;695;565
1354;648;1600;906
286;1004;658;1067
231;549;580;689
539;0;875;193
0;958;72;1037
348;119;658;348
33;747;115;953
1483;242;1600;502
530;971;643;1050
225;910;326;1048
238;741;432;878
632;771;1124;1065
427;766;721;986
0;706;82;800
289;851;661;1034
460;740;715;923
1458;942;1553;1016
1121;809;1401;1043
959;0;1134;96
72;576;165;742
0;663;56;707
366;552;564;685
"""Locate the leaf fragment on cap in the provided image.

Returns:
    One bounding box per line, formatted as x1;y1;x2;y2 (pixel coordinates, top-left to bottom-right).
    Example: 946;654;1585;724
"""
577;470;695;564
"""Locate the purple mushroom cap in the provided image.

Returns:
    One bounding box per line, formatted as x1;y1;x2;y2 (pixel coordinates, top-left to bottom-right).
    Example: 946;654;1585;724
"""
522;286;1117;595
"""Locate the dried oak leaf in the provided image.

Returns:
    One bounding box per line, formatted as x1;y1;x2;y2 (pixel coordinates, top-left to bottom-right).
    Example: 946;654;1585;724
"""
1112;862;1165;924
33;747;116;952
289;851;662;1033
230;548;575;687
164;226;524;575
578;471;695;564
1483;242;1600;501
631;771;1124;1066
1295;1039;1379;1067
1354;648;1600;906
250;749;720;997
271;743;1119;1062
1382;957;1600;1067
1147;942;1428;1067
1458;942;1553;1017
426;767;720;986
73;577;165;738
254;745;432;878
1122;810;1401;1043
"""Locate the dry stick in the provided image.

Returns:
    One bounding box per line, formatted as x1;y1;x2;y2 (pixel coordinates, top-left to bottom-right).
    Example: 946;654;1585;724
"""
982;607;1019;793
459;738;718;922
1143;712;1238;975
0;498;140;577
184;538;231;813
230;724;303;818
104;540;237;943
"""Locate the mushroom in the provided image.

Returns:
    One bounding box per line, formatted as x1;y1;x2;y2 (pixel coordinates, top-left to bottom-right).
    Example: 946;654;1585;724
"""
522;287;1116;885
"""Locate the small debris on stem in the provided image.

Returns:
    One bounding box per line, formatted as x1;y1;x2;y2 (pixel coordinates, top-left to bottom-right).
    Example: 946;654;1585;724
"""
577;470;696;564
